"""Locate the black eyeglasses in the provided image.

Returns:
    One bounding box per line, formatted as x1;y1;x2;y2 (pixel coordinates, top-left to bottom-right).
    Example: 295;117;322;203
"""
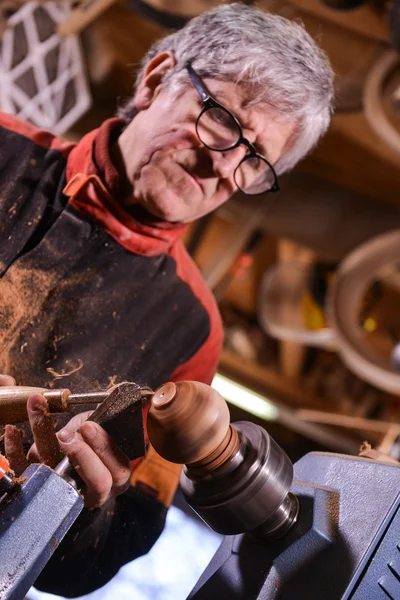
186;63;279;196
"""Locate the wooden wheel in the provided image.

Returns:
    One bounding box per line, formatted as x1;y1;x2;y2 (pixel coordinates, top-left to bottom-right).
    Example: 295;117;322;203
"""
328;230;400;395
364;50;400;156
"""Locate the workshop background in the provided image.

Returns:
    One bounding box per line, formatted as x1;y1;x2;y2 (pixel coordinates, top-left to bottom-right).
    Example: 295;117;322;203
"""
1;0;400;598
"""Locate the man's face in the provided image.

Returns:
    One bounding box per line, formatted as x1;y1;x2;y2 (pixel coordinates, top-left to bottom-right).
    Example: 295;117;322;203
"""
116;65;296;223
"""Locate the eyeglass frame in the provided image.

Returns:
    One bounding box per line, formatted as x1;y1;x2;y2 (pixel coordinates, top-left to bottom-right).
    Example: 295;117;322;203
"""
186;63;280;195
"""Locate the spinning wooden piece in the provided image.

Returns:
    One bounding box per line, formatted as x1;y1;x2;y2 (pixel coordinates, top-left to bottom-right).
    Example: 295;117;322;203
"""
148;380;239;474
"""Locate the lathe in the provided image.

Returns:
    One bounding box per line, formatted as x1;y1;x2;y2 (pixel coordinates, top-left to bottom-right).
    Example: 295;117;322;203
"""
1;380;400;600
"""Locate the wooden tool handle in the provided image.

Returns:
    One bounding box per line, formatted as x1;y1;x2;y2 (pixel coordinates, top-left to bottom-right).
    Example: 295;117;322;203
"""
0;387;70;424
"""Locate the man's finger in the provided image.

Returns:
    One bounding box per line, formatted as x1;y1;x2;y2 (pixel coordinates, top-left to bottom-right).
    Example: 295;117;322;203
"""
27;394;63;468
0;374;16;386
26;442;39;463
80;422;132;493
57;428;113;508
4;425;29;476
28;410;94;469
60;410;93;432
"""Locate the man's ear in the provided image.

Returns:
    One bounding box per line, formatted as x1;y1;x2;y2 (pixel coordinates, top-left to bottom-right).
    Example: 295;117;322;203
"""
134;51;176;110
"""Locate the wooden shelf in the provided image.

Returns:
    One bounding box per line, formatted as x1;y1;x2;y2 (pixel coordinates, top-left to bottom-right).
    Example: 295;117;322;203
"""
218;349;327;410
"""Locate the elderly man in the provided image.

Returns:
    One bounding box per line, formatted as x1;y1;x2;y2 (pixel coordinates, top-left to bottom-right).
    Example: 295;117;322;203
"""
0;3;333;596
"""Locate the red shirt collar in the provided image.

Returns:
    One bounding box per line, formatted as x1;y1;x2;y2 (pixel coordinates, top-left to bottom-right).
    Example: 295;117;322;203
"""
64;118;186;256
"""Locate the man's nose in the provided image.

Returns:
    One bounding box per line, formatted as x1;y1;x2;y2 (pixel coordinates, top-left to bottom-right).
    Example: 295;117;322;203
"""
210;146;246;180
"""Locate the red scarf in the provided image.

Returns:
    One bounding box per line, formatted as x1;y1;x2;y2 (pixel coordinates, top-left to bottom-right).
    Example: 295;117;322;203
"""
64;118;186;257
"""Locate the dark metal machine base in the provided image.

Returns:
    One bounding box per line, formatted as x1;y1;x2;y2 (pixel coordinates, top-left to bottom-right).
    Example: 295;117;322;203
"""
0;463;83;600
189;452;400;600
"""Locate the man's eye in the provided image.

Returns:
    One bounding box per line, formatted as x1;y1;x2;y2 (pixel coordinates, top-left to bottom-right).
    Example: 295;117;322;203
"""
210;109;232;128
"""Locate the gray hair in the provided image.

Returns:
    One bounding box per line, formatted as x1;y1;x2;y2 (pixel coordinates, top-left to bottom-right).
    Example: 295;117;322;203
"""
119;3;334;174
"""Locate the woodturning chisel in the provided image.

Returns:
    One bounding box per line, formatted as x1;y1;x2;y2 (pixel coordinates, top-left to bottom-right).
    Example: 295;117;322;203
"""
0;383;153;425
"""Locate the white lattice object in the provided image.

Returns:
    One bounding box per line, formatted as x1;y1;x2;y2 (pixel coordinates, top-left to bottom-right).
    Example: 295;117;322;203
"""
0;1;92;134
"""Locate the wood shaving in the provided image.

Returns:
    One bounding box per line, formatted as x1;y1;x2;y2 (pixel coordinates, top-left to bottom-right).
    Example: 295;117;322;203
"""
106;375;118;390
47;359;84;380
359;441;371;454
14;476;27;485
37;403;50;417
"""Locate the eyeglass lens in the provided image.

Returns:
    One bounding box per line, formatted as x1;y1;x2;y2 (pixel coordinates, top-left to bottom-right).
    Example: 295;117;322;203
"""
196;106;275;195
197;106;240;150
235;155;276;196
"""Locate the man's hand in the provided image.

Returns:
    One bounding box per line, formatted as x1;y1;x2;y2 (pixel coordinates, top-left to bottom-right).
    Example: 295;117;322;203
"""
0;377;132;508
0;374;16;386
